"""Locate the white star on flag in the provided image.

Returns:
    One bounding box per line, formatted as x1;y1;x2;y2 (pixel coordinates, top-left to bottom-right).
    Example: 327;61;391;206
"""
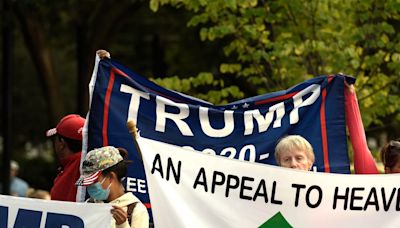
242;103;250;108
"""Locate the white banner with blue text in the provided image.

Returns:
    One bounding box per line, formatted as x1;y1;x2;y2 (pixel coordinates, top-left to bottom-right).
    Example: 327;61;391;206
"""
0;195;112;228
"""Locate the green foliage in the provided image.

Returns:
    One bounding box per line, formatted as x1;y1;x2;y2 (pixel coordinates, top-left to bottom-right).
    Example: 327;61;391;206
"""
150;0;400;129
6;0;223;190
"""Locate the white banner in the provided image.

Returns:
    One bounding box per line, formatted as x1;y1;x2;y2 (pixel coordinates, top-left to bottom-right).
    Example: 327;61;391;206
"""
137;136;400;228
0;195;112;228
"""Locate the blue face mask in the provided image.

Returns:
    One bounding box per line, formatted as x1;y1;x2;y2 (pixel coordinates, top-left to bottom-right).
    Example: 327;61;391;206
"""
87;178;111;201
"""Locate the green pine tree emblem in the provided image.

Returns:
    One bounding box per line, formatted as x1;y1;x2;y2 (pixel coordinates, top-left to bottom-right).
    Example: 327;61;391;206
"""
259;212;293;228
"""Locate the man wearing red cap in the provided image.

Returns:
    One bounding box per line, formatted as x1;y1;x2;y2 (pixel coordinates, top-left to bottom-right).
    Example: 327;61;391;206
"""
46;114;85;201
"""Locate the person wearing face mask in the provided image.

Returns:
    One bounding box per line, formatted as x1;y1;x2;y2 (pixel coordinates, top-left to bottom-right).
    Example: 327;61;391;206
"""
76;146;149;228
275;135;315;171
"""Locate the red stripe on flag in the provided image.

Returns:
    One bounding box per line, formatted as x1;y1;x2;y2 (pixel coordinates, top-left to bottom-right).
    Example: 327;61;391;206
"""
111;67;129;78
255;92;298;105
320;76;333;172
102;69;116;146
111;66;186;103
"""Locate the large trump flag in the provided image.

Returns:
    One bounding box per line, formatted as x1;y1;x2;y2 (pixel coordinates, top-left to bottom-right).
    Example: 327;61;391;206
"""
82;56;351;208
138;136;400;228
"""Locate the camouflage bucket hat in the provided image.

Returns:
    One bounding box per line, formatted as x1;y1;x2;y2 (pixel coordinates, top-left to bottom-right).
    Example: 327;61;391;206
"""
75;146;123;186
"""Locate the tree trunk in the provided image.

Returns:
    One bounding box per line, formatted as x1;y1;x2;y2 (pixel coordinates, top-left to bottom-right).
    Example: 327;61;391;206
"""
74;0;142;115
13;3;65;126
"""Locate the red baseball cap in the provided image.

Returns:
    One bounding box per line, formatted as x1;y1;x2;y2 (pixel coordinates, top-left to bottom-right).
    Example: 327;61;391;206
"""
46;114;85;140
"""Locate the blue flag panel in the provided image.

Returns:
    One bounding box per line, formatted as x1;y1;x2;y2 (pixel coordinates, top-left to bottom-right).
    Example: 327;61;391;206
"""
86;58;351;210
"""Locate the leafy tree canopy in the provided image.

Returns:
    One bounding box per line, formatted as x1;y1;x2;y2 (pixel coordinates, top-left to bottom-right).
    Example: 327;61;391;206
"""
149;0;400;129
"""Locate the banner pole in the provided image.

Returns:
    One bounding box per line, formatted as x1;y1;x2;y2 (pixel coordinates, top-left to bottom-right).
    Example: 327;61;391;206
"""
127;120;143;160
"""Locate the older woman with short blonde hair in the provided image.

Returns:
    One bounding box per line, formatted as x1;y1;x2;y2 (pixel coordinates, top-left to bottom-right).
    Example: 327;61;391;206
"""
275;135;315;171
